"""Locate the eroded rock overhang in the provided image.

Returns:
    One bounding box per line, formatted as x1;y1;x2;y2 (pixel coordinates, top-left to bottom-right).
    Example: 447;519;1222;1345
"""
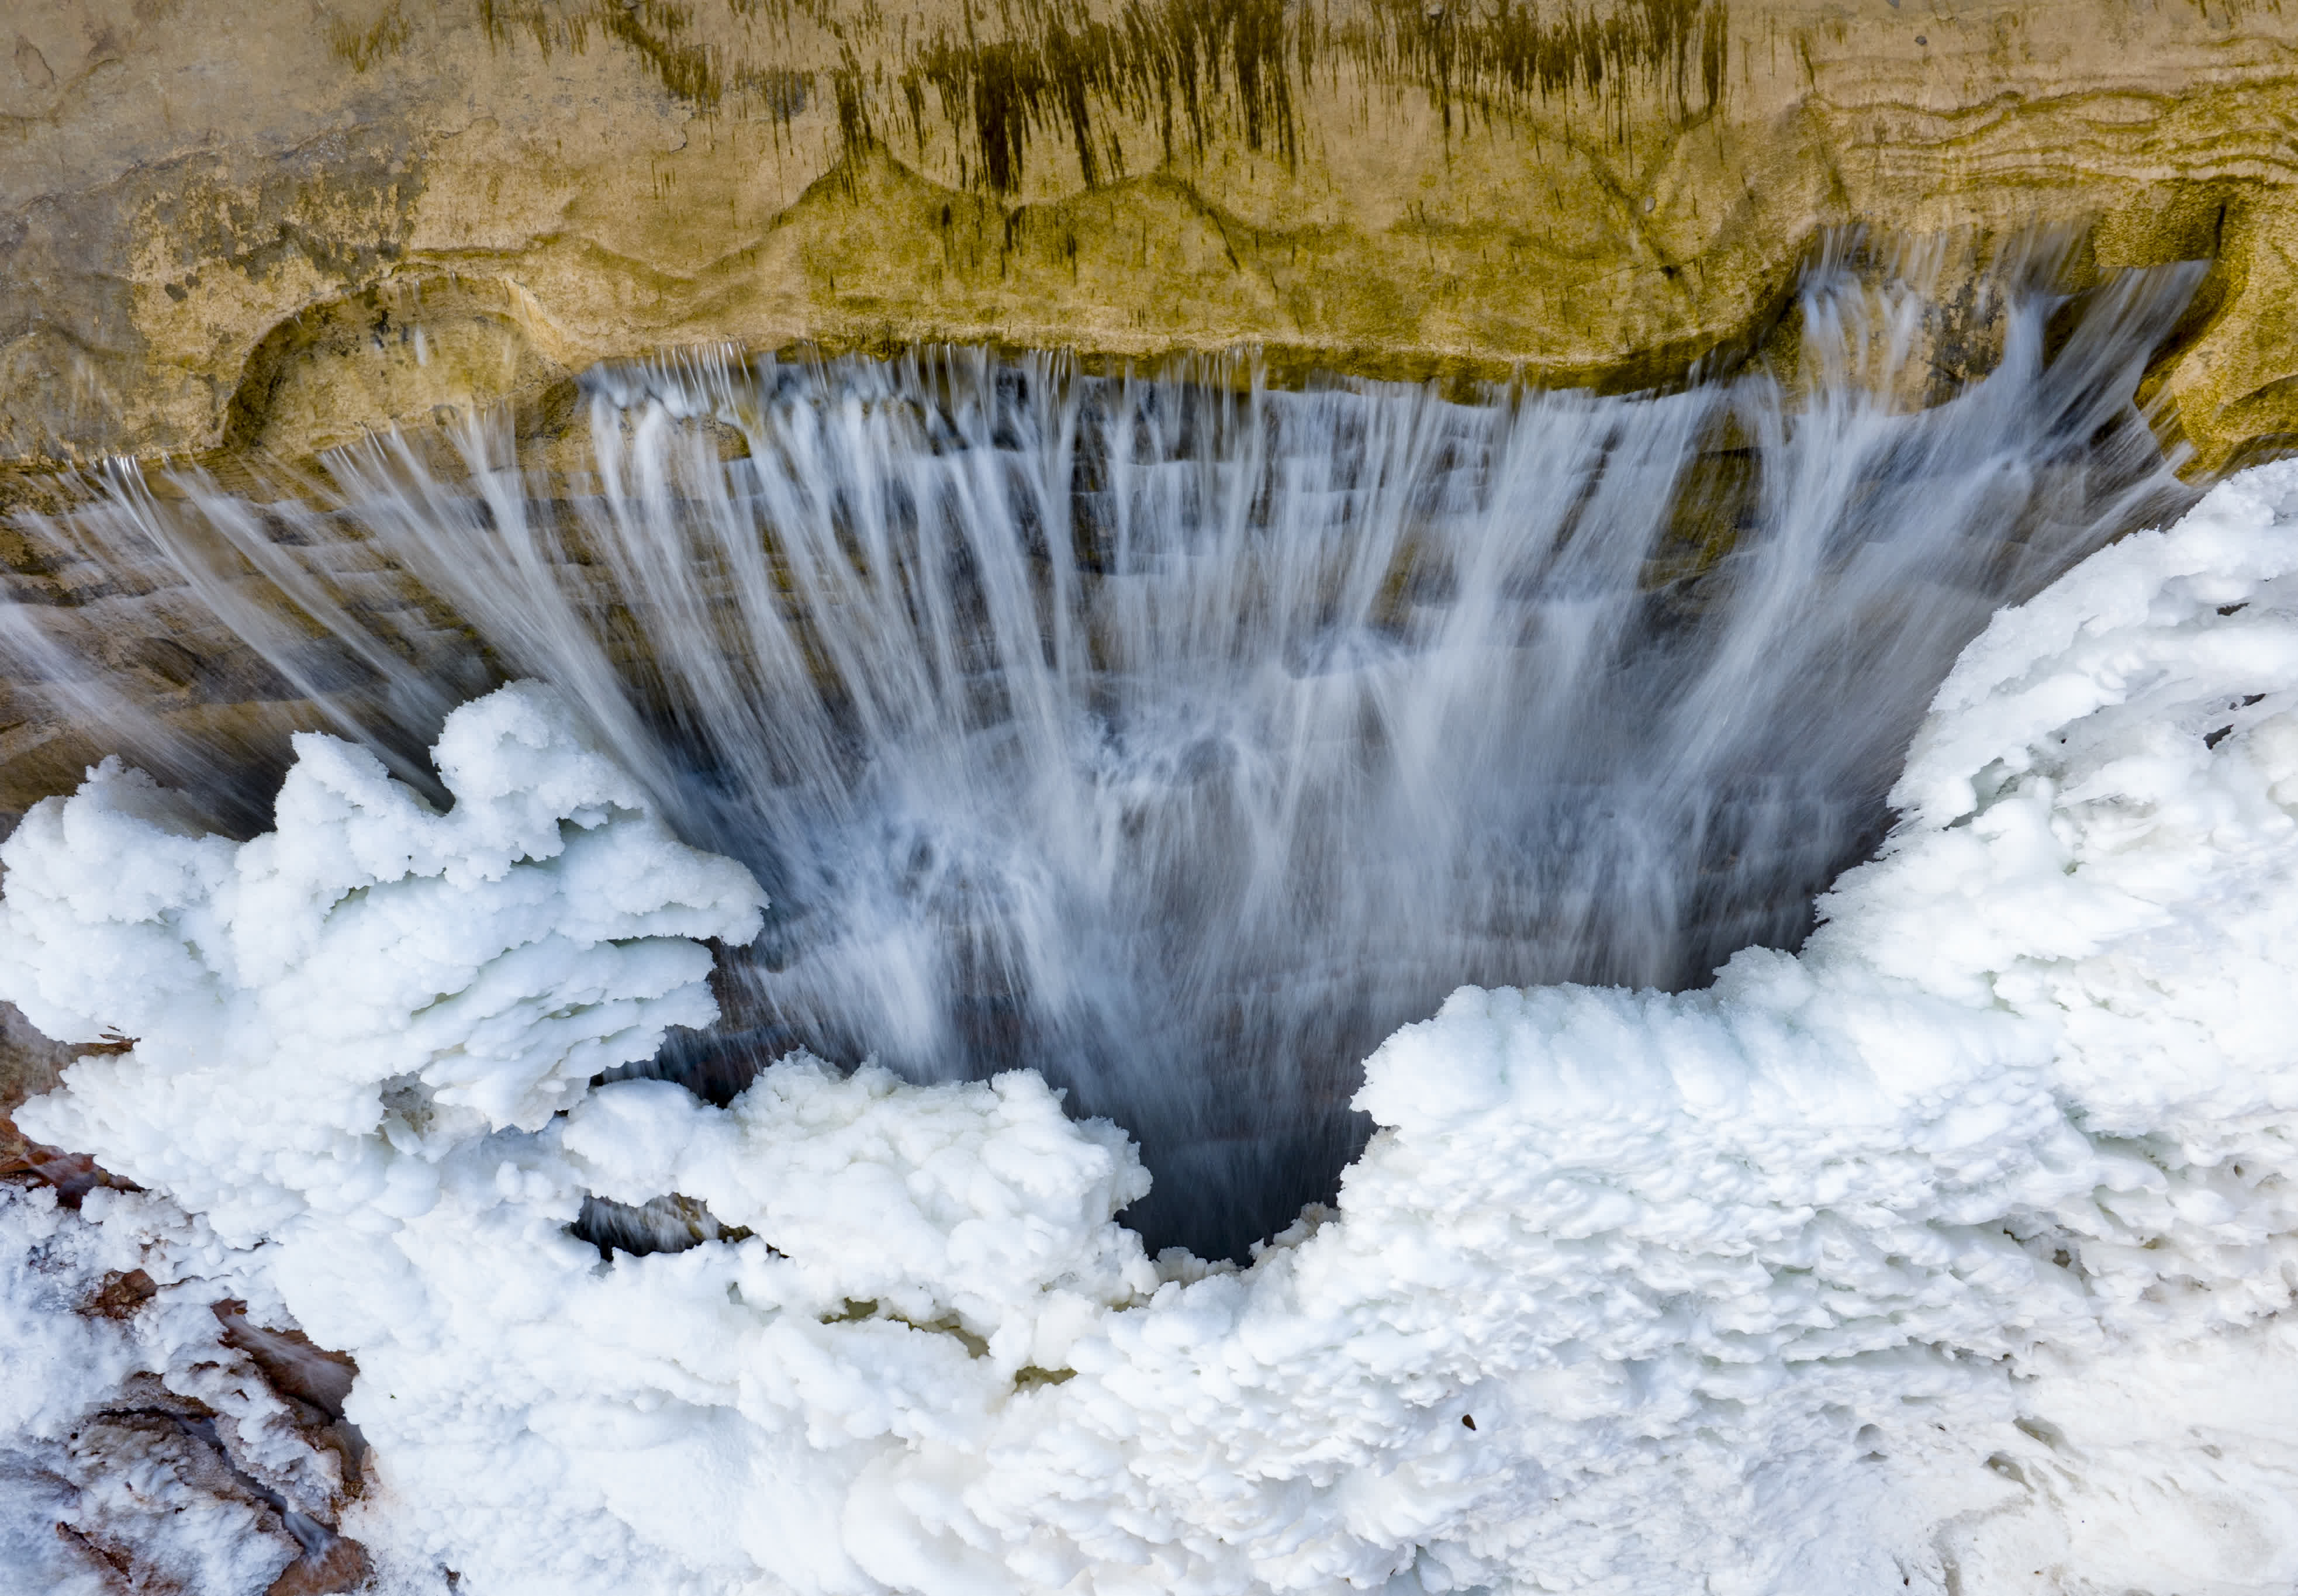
1;0;2295;475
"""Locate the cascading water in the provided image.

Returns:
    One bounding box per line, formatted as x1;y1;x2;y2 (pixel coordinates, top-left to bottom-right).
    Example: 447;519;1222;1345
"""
1;241;2199;1258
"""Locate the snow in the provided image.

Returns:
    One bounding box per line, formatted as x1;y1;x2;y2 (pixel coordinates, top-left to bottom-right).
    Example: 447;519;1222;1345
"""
4;460;2298;1592
0;1179;358;1595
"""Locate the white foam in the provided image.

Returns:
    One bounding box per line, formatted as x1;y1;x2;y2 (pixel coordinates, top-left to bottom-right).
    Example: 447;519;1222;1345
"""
4;461;2297;1593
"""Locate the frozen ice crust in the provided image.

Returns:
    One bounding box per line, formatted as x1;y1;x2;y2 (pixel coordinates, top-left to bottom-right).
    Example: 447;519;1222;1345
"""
7;461;2298;1594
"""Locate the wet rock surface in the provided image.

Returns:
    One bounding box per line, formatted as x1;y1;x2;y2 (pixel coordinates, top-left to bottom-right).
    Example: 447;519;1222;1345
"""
0;1177;372;1596
2;1003;369;1595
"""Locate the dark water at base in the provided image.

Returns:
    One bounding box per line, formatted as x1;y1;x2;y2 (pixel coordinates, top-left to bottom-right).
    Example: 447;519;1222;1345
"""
1;243;2198;1258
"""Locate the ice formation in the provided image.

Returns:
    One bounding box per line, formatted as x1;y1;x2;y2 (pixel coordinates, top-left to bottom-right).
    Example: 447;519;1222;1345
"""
0;1180;372;1595
5;460;2298;1593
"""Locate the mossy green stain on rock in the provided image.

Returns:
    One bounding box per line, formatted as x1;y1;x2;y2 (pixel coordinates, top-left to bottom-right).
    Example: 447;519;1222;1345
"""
890;0;1301;194
845;0;1728;197
327;1;413;72
1336;0;1732;127
602;0;729;112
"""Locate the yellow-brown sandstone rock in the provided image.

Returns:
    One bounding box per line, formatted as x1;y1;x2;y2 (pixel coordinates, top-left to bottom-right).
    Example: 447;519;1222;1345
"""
0;0;2292;471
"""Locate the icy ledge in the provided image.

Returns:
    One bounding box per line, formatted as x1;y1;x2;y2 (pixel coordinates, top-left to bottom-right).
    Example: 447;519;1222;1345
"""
6;461;2298;1595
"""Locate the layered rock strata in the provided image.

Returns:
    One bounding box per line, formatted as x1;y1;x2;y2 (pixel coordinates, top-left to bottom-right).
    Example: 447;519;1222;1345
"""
0;0;2294;472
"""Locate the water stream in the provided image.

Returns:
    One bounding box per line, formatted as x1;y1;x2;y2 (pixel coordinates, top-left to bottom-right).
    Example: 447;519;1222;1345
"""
1;243;2200;1257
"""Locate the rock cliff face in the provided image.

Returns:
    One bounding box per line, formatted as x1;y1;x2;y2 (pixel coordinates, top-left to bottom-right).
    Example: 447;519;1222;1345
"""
2;0;2296;474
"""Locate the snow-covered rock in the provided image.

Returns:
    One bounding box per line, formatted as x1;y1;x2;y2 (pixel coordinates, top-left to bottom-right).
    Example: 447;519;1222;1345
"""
4;461;2298;1594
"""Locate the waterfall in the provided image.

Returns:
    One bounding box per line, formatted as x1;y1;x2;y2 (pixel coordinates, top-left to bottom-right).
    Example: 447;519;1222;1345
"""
1;242;2199;1258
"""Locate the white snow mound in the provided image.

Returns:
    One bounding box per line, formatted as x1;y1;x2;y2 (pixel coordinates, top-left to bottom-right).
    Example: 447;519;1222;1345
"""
6;461;2298;1594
